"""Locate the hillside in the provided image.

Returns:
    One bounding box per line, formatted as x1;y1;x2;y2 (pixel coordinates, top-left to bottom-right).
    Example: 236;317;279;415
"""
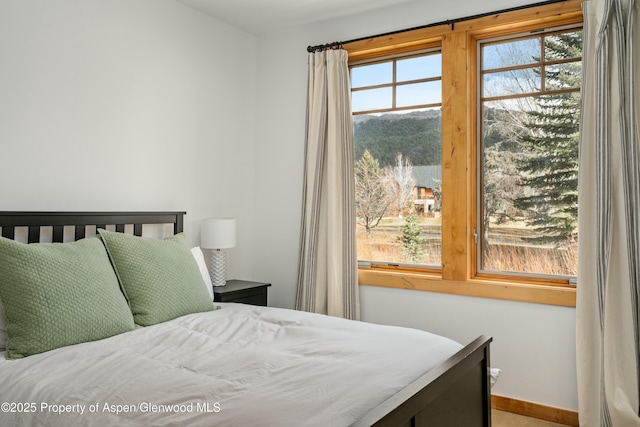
353;109;442;167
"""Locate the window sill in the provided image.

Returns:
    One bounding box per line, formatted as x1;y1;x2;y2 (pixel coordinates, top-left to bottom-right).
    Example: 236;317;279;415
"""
358;268;576;307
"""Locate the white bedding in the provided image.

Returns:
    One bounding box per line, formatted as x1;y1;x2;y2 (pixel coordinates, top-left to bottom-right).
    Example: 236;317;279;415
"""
0;303;462;427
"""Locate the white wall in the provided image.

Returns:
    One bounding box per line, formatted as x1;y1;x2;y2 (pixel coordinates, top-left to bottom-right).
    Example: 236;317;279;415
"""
360;286;577;411
253;0;578;412
0;0;258;279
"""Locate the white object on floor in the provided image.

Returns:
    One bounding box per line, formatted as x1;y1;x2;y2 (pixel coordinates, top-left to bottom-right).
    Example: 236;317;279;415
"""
490;367;502;387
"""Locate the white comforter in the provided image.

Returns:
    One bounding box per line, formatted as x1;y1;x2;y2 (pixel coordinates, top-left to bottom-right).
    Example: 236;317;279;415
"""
0;304;461;427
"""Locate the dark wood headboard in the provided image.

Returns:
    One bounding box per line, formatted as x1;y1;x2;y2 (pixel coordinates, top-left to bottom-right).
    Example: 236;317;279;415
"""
0;212;186;243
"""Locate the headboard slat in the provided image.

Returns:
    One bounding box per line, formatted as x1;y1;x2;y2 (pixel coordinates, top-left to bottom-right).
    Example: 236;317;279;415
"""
115;224;125;233
133;224;143;237
53;226;64;243
175;215;184;236
75;226;86;241
1;226;15;240
28;226;40;244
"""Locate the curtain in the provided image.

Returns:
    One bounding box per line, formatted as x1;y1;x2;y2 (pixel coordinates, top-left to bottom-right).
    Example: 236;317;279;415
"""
295;48;360;320
577;0;640;425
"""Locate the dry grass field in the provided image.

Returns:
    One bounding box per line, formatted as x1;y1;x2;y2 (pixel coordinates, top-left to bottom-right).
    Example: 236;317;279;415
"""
357;216;577;277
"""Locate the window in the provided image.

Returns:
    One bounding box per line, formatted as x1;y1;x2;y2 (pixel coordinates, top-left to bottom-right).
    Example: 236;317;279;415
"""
351;51;442;269
478;27;582;280
346;0;582;306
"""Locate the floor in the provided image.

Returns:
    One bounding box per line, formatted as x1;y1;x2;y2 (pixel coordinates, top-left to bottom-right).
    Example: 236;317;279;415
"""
493;410;570;427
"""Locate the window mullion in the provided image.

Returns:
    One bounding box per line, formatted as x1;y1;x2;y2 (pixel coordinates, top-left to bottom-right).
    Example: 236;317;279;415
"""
540;34;546;92
441;30;468;282
392;60;397;109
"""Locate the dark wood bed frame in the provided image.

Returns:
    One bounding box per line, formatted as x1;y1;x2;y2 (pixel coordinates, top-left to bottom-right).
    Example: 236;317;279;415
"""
0;211;492;427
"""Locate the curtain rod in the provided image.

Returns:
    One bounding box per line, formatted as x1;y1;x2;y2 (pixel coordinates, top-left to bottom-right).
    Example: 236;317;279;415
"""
306;0;566;53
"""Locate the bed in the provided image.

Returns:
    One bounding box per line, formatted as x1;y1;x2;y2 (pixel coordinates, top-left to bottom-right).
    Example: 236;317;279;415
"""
0;211;492;427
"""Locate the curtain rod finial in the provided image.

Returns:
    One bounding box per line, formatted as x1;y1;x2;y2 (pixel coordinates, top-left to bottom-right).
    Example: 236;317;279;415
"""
307;41;343;53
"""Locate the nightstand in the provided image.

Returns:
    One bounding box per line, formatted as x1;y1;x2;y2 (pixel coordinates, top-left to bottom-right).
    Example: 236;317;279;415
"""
213;280;271;306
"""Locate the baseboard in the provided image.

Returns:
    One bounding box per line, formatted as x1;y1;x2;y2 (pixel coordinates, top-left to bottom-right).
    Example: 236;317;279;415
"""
491;394;579;426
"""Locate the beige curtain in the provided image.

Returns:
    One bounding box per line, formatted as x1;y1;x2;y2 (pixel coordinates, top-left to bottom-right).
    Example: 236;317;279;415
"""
296;48;359;320
577;0;640;425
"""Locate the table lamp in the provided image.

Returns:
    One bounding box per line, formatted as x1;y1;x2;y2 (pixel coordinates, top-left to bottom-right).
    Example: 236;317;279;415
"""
201;217;236;287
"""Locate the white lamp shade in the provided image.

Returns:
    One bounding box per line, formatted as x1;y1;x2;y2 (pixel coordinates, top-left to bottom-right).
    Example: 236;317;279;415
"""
201;218;236;249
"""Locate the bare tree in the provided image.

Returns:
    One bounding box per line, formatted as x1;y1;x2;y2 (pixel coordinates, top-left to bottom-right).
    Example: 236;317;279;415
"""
355;150;390;235
384;153;416;218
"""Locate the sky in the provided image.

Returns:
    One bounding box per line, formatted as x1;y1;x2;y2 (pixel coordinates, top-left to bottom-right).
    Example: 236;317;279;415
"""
351;53;442;113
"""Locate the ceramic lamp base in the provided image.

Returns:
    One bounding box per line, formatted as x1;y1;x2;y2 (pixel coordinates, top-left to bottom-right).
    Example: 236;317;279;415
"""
208;250;227;287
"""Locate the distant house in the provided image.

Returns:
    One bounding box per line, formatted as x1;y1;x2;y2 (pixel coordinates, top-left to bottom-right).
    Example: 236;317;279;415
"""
412;165;441;213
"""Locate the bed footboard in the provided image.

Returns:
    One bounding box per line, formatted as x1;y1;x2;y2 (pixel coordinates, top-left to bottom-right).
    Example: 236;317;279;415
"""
351;335;492;427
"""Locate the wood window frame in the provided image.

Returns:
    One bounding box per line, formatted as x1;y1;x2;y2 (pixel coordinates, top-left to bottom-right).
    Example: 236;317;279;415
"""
346;0;583;307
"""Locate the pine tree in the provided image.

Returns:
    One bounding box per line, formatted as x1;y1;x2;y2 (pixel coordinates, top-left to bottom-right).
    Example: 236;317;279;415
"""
355;150;389;235
397;211;426;263
514;31;582;246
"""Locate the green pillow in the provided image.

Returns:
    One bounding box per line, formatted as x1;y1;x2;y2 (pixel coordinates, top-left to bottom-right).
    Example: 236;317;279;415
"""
0;236;135;359
98;230;214;326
